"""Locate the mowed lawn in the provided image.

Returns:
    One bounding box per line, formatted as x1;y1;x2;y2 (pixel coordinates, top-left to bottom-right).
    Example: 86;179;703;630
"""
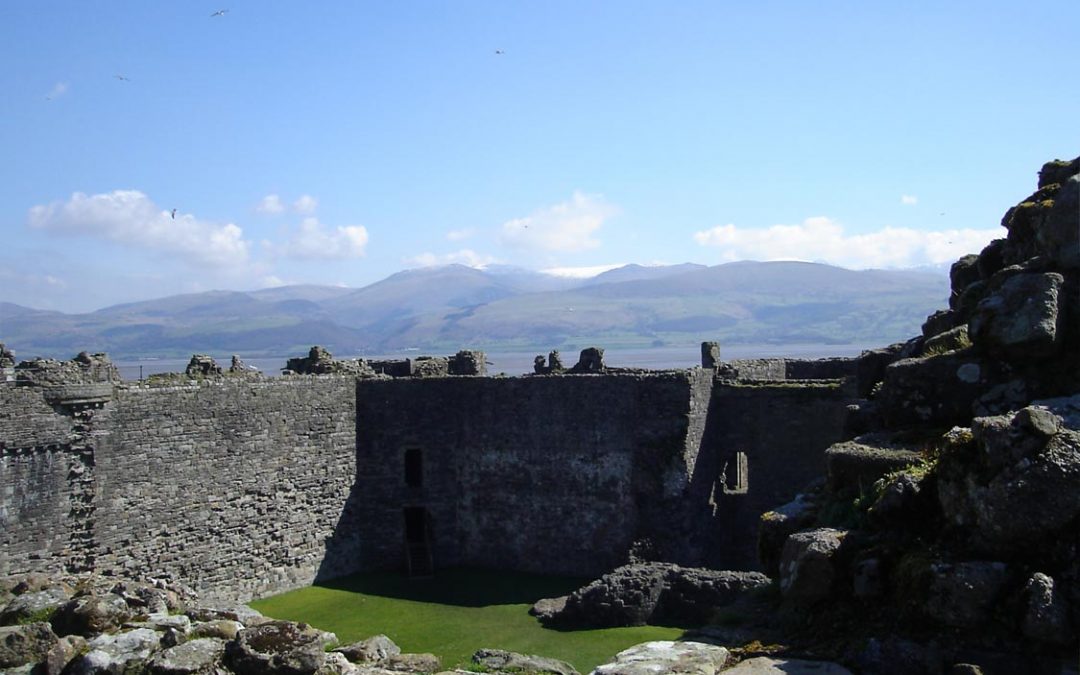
250;568;688;673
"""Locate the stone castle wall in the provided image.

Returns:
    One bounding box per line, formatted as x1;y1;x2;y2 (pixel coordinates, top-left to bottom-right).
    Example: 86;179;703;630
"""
1;361;853;603
1;377;359;602
353;371;714;577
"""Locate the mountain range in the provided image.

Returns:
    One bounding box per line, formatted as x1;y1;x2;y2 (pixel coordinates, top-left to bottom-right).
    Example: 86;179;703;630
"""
0;261;949;360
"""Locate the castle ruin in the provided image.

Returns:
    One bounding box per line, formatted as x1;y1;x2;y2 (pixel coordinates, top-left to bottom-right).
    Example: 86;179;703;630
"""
1;346;856;603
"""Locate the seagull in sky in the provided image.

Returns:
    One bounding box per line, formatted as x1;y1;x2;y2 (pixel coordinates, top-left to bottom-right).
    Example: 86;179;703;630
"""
495;49;505;55
115;74;130;82
211;9;229;17
171;208;177;220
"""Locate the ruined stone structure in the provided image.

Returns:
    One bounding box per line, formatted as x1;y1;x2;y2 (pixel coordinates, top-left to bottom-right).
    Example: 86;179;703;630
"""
0;344;854;603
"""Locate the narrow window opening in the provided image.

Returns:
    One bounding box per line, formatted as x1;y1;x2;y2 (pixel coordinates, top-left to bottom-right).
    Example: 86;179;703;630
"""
720;451;749;495
403;507;428;544
404;448;423;488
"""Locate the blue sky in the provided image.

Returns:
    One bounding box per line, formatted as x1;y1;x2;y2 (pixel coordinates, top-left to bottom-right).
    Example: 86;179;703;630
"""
2;1;1077;312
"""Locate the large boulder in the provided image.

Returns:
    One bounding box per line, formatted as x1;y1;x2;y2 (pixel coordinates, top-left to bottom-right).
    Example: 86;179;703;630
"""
50;593;132;638
0;586;71;626
225;621;331;675
546;563;769;628
67;627;162;674
0;622;58;669
968;272;1066;361
937;398;1080;554
592;640;730;675
146;637;226;675
876;351;1005;428
334;634;400;664
924;561;1009;629
779;528;849;606
1020;573;1073;646
758;491;820;578
823;434;922;496
471;648;579;675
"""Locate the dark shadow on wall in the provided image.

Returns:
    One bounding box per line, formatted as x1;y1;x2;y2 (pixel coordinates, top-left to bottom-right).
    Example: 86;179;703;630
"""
313;476;368;586
682;391;759;572
314;567;590;607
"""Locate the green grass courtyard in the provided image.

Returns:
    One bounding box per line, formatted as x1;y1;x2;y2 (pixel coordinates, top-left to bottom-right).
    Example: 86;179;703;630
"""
250;568;689;673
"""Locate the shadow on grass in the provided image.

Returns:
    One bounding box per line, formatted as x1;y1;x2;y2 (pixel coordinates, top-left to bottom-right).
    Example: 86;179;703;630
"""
315;567;592;608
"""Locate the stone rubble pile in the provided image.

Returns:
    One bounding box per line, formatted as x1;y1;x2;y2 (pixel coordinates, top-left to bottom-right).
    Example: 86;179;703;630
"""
751;157;1080;673
0;573;450;675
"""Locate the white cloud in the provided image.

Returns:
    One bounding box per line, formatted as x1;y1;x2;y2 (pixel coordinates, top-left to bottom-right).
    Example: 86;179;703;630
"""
284;217;368;259
28;190;250;268
260;275;286;288
446;228;476;242
692;216;1000;269
901;194;918;206
541;263;625;278
46;82;68;100
403;249;497;269
256;194;285;214
293;194;318;214
499;191;617;252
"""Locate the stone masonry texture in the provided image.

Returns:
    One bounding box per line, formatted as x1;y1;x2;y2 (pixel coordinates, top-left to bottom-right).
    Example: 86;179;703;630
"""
1;363;851;603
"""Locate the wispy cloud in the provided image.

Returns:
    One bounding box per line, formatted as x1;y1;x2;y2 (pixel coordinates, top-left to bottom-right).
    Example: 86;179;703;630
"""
901;194;918;206
293;194;318;214
28;190;249;268
256;194;285;214
403;249;496;269
282;217;368;259
499;191;617;253
446;228;476;242
692;216;1000;269
45;82;69;100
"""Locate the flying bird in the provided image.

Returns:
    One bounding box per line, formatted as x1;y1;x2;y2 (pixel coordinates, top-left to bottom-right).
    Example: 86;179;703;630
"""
171;208;177;220
495;49;505;55
115;74;130;82
210;9;229;17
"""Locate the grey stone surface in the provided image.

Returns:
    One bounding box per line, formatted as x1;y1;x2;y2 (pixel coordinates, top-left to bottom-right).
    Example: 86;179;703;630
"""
225;621;328;675
591;640;729;675
146;637;226;674
701;342;721;369
3;359;851;600
385;652;441;673
968;272;1065;360
191;619;243;640
722;657;853;674
1021;573;1073;645
877;351;1005;428
779;528;848;605
335;634;401;664
529;596;567;622
50;593;132;638
924;561;1008;629
68;627;162;674
185;355;222;378
0;622;58;668
758;491;820;578
823;434;922;496
472;648;579;675
0;587;70;625
548;563;769;628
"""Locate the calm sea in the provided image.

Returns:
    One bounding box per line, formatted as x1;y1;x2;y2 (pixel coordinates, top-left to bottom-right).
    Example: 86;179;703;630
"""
113;343;881;381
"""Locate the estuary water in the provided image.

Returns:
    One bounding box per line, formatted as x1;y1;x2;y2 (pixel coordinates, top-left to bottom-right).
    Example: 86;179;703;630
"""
113;343;881;381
